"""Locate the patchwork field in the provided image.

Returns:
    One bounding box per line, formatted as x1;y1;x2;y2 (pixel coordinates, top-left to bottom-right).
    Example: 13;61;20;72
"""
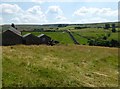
21;27;119;45
2;45;118;87
1;22;119;46
71;28;119;41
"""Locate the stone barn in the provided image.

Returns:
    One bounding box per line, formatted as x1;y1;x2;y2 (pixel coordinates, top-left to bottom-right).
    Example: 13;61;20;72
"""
23;33;40;45
2;27;22;46
38;34;51;44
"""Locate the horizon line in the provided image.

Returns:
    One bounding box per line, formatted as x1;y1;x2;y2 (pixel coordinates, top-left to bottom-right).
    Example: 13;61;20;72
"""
1;21;118;25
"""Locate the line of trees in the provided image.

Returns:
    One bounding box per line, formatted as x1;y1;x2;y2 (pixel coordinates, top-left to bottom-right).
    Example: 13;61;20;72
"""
33;28;63;32
88;39;119;47
73;23;117;32
88;33;119;47
104;23;117;32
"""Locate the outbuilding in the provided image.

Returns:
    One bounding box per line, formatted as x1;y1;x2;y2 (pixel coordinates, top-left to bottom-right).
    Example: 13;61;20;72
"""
23;33;40;45
38;34;51;44
2;27;22;46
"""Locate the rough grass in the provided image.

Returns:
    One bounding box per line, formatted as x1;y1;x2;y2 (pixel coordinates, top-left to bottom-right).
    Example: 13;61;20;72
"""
2;45;118;87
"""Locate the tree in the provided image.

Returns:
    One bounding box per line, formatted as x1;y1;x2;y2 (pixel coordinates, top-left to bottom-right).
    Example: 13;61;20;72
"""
104;24;110;29
112;28;116;33
11;23;16;28
110;39;118;47
107;33;111;37
75;27;81;29
112;23;116;33
88;39;95;46
58;24;63;27
112;23;115;28
103;36;107;40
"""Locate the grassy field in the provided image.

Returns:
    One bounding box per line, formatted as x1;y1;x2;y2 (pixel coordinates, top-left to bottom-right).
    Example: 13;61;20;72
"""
2;45;118;87
71;28;119;42
71;32;88;44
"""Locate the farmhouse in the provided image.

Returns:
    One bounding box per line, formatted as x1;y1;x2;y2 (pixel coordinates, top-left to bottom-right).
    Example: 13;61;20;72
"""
38;34;51;44
23;33;40;45
1;23;58;46
2;27;22;46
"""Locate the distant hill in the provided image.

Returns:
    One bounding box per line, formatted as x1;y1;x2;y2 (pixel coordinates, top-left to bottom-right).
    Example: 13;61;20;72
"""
1;22;119;31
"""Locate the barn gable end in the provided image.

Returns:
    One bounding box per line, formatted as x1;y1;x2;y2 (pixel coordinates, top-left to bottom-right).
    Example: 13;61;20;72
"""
23;33;40;45
2;30;22;46
38;34;51;44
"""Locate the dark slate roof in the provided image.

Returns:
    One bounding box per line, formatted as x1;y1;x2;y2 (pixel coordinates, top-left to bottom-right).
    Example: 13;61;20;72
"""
23;33;32;38
9;27;21;35
2;27;22;36
37;34;45;38
38;34;51;39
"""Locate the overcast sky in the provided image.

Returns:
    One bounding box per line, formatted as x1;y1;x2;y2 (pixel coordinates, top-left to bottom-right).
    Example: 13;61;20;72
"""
0;0;119;24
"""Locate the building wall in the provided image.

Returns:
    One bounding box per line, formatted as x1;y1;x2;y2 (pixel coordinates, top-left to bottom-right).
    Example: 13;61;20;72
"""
23;35;41;45
2;31;22;46
39;35;51;44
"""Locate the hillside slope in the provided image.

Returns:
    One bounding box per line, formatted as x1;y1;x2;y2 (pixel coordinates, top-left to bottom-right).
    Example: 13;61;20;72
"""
2;45;118;87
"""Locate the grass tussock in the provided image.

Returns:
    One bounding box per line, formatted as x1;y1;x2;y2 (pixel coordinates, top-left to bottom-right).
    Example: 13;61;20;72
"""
2;45;119;87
